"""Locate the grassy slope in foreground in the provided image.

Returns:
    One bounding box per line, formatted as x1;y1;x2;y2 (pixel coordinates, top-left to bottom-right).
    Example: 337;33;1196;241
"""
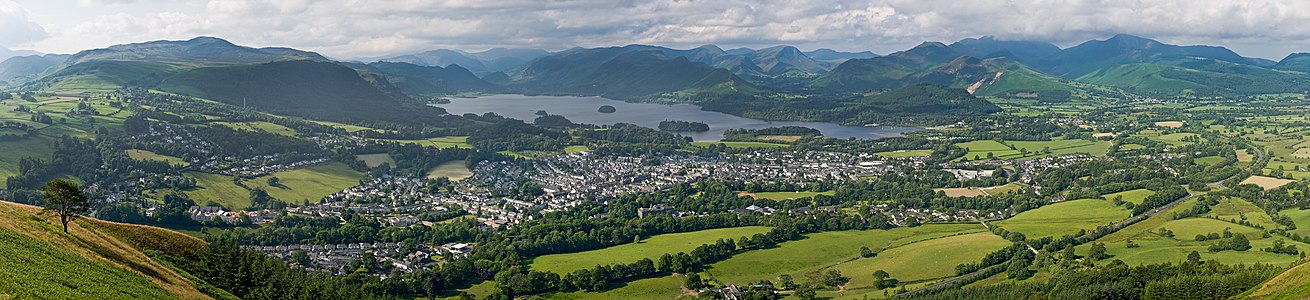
0;200;210;299
1241;259;1310;299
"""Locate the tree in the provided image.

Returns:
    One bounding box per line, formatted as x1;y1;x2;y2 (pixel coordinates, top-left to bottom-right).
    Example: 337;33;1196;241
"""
820;269;848;287
1006;259;1033;280
859;246;876;258
795;285;817;300
778;274;796;290
42;179;89;233
684;273;704;289
1088;242;1109;260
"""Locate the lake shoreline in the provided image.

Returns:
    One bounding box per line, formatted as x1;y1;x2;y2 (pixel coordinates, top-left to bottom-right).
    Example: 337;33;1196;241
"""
435;94;919;141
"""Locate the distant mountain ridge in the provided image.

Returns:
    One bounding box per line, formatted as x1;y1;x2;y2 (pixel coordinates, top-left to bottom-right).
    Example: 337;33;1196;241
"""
379;48;550;74
0;46;41;63
505;45;758;99
0;54;68;84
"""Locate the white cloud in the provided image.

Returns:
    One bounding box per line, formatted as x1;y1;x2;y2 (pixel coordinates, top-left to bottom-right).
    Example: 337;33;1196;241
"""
16;0;1310;59
0;0;47;48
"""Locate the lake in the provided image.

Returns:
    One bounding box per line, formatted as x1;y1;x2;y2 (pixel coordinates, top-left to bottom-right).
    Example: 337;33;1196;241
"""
434;94;917;141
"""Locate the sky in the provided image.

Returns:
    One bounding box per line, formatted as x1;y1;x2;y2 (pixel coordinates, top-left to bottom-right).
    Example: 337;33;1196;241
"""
3;0;1310;60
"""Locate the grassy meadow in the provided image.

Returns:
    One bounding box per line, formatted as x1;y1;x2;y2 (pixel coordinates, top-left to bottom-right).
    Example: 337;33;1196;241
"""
994;198;1129;238
529;226;772;274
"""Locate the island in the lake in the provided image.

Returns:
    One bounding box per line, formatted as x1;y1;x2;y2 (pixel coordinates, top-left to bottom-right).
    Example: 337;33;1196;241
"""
658;120;710;132
597;105;616;113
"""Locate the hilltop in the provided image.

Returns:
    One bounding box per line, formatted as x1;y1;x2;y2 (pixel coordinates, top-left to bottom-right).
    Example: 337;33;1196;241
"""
0;200;214;299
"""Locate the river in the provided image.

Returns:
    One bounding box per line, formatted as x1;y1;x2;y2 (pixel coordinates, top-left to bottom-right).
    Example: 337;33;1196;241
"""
434;94;917;141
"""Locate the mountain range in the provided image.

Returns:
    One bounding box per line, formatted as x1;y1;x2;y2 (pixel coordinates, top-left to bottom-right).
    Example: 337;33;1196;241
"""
4;34;1310;125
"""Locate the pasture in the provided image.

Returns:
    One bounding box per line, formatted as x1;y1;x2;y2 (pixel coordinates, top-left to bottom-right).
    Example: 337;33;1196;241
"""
213;121;298;137
994;199;1129;238
529;226;772;274
1154;121;1184;128
126;149;189;167
185;163;363;209
1277;208;1310;237
935;183;1025;198
1206;197;1280;229
704;224;985;286
935;187;986;197
0;136;55;188
1085;197;1310;266
955;139;1109;161
380;136;471;148
1193;155;1226;166
1102;189;1155;204
427;160;473;181
355;153;396;168
827;232;1010;289
1241;176;1295;190
875;149;933;158
564;145;590;153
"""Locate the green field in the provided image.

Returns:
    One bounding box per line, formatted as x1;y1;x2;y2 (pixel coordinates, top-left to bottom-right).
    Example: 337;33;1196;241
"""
747;191;834;200
1206;197;1280;229
310;120;377;132
185;163;363;209
541;275;686;300
1151;132;1200;146
995;199;1129;238
1193;155;1227;166
381;136;471;148
955;139;1109;161
827;232;1010;291
0;136;55;188
529;226;772;274
564;145;590;153
1279;208;1310;237
427;160;473;181
355;153;396;168
1102;189;1155;204
126;149;190;167
875;149;933;158
690;141;787;149
704;224;985;287
1084;197;1310;266
213;121;298;136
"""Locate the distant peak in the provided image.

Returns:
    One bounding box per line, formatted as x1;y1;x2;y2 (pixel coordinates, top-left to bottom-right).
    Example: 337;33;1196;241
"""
185;36;237;46
914;41;949;48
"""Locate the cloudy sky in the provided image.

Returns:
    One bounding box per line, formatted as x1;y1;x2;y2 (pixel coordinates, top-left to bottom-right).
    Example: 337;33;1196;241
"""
3;0;1310;60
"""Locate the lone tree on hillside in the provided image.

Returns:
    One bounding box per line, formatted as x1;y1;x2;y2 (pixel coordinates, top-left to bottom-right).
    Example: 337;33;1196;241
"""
42;179;89;233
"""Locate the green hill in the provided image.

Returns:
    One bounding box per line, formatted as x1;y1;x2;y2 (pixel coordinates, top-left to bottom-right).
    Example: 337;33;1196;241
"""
0;54;68;85
24;37;327;92
810;43;1075;98
157;60;444;123
1275;53;1310;73
0;200;212;299
509;46;758;99
356;61;501;96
